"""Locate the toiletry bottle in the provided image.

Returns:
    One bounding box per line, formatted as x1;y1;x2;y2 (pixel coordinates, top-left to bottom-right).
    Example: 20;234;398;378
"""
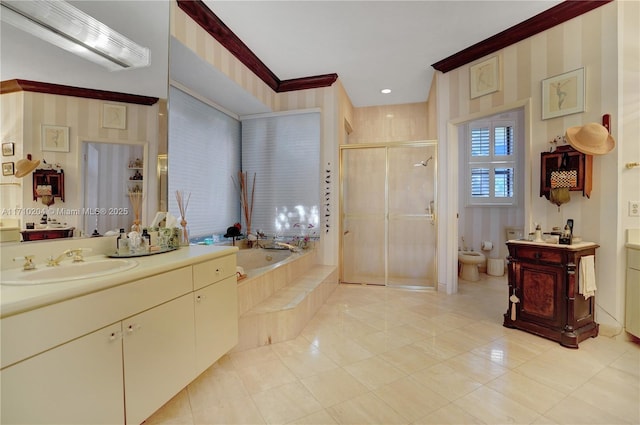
534;224;542;242
141;228;151;249
117;228;129;254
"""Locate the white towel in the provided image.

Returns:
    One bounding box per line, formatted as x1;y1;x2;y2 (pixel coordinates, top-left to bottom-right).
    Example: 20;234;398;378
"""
579;255;597;299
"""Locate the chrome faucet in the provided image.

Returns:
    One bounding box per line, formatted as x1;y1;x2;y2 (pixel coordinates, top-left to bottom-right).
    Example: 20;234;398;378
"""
47;248;92;266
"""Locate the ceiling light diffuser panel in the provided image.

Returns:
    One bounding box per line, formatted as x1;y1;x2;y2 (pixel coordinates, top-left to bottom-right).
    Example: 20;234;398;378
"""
1;0;150;71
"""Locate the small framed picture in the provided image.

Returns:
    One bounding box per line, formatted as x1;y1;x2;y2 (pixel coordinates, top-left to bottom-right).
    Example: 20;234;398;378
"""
41;125;70;152
542;68;585;120
2;162;14;176
470;56;500;99
102;103;127;129
2;142;14;156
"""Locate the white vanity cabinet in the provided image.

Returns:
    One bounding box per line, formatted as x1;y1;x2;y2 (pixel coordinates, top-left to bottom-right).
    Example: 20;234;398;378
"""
1;248;238;425
193;255;238;376
124;293;196;425
0;322;125;424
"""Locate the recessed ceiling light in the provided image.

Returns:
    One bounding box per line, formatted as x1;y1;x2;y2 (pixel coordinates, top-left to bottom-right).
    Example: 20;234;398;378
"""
381;88;392;94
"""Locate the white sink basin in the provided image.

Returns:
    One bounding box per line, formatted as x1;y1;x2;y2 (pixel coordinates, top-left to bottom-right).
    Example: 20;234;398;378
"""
1;258;138;285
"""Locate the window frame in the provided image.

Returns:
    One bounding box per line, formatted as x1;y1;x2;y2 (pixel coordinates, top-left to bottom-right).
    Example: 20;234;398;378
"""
466;119;517;207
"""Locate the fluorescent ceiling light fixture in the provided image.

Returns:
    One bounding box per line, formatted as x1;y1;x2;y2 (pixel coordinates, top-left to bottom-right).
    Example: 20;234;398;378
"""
1;0;150;71
381;88;392;94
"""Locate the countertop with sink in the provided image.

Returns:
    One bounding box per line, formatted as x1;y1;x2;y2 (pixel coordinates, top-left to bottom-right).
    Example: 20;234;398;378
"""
0;244;238;318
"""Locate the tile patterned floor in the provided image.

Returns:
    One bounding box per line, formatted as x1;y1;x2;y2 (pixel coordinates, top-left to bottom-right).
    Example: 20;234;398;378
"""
146;274;639;424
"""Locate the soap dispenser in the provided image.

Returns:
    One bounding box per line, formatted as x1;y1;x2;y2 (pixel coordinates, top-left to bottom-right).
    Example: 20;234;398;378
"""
534;223;543;242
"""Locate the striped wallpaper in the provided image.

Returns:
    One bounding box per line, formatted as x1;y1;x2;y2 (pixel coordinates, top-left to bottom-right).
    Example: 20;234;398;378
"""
435;1;634;326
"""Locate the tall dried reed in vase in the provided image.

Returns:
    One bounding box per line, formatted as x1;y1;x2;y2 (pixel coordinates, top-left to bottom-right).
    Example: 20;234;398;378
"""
234;172;255;236
175;190;191;246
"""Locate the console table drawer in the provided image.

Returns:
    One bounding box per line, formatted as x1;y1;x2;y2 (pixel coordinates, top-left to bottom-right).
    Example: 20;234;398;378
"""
514;246;563;264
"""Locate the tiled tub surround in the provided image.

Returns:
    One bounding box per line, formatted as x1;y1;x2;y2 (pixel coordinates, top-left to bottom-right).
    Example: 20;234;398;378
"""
235;247;338;351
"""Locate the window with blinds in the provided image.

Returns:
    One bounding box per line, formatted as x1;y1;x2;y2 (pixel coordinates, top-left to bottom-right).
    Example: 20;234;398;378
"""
467;119;516;206
168;86;241;239
241;111;320;237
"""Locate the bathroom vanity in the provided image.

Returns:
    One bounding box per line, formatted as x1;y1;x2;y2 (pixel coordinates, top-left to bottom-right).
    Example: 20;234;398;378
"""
503;240;599;348
0;245;238;425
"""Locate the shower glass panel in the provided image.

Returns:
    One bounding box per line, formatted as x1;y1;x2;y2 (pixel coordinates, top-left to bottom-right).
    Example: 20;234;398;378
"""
341;142;436;288
341;147;386;285
388;144;437;288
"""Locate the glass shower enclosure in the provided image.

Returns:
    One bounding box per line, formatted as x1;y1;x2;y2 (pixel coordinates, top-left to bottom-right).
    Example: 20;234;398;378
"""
340;141;437;289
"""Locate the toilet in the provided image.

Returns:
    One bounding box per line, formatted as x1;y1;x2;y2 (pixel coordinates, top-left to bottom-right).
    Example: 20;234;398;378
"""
458;251;486;281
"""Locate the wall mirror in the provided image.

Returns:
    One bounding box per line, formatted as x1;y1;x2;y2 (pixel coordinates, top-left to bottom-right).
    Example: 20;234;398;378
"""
80;140;148;237
0;1;168;244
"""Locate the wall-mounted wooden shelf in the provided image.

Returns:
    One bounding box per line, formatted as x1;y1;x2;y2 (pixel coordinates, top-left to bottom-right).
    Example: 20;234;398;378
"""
540;145;592;200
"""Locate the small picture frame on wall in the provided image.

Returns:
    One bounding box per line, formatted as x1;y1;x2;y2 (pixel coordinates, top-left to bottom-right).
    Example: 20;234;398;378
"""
542;67;585;120
2;142;14;156
102;103;127;129
41;125;70;152
2;162;14;176
470;56;500;99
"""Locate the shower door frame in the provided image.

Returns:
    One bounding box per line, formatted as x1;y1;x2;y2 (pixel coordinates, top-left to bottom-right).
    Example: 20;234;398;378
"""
339;140;438;289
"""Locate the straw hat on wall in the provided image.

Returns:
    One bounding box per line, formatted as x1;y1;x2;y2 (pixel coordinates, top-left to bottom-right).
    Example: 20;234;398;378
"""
565;122;615;155
14;157;40;178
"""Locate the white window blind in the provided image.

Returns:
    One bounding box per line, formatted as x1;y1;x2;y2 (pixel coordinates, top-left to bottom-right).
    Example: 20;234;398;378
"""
467;119;516;206
168;86;241;239
241;111;320;237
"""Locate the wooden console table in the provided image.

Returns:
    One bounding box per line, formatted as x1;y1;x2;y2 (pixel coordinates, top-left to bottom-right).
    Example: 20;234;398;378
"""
504;240;599;348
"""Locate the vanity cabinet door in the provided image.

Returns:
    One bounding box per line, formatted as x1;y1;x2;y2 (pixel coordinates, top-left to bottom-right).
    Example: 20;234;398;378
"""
194;275;238;376
516;262;564;329
0;322;124;425
123;294;196;425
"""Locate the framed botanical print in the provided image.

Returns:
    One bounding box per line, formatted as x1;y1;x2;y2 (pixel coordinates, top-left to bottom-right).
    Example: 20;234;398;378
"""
2;142;14;156
542;68;585;120
41;125;70;152
102;103;127;129
470;56;500;99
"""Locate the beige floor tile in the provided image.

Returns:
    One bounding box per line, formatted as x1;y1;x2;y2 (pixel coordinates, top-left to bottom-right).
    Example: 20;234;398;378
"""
353;328;413;355
279;347;339;379
187;366;249;412
343;356;406;389
412;403;486;425
235;357;299;394
316;338;375;366
453;386;540;425
543;394;631;424
300;367;369;407
144;389;193;425
410;363;483;402
609;345;640;378
191;394;266;425
251;381;323;425
471;335;548;369
230;345;281;369
514;345;605;394
486;370;565;413
288;409;338;424
372;376;449;422
378;344;441;374
572;366;640;424
326;392;410;425
443;351;509;384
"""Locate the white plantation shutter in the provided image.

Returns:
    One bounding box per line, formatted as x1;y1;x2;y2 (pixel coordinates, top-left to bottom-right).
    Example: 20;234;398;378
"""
241;111;320;236
467;120;516;206
168;86;241;239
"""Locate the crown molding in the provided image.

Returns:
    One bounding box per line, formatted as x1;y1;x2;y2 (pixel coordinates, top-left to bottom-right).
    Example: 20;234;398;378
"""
432;0;613;73
176;0;337;93
0;79;159;105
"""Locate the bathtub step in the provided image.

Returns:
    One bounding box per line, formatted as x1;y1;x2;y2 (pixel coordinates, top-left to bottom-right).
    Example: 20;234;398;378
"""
235;265;337;351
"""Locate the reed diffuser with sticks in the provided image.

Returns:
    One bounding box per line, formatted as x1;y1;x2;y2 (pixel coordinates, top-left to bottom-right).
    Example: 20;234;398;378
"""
128;191;143;232
233;172;256;237
175;190;191;246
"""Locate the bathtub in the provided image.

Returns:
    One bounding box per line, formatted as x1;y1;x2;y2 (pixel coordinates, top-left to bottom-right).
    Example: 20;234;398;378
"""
236;247;292;277
236;247;317;316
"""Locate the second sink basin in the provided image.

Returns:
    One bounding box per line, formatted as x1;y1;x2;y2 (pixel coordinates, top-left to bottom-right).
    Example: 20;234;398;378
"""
2;258;138;285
